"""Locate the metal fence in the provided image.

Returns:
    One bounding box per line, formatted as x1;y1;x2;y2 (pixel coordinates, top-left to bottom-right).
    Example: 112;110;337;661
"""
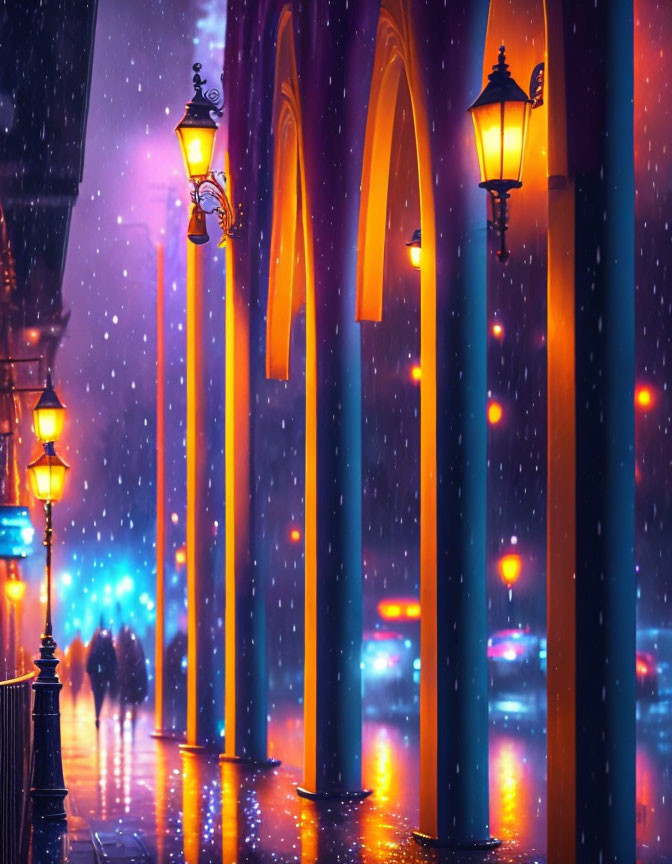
0;671;34;864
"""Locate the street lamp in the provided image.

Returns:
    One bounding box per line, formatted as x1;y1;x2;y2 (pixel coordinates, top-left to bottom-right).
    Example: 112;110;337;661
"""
32;372;66;444
27;375;69;821
406;229;421;270
176;63;236;248
468;46;541;263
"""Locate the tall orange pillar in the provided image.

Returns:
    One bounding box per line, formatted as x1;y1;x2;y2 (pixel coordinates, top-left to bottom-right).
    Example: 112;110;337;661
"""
219;6;282;767
153;242;167;737
181;239;219;751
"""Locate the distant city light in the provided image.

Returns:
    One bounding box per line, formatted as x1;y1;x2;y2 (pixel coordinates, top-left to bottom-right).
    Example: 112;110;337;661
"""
410;364;422;383
497;553;522;588
488;400;503;425
175;545;187;566
4;579;26;604
171;512;179;524
378;597;421;621
635;384;654;411
492;322;504;339
289;527;301;543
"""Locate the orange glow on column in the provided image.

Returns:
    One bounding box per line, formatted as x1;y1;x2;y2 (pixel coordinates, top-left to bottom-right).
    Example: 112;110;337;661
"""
185;238;204;747
498;553;522;587
155;242;166;735
224;162;250;759
488;400;503;424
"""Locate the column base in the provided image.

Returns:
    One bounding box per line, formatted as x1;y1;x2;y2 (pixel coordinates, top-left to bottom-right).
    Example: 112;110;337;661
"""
296;786;373;802
151;729;185;741
219;754;281;769
178;742;222;755
412;831;501;850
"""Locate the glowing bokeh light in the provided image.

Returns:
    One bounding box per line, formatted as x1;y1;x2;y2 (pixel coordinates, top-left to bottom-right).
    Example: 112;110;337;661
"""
488;400;503;425
635;385;654;411
498;553;522;587
378;597;421;621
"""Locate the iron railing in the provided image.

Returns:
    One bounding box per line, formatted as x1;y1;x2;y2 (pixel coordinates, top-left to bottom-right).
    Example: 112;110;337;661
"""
0;671;34;863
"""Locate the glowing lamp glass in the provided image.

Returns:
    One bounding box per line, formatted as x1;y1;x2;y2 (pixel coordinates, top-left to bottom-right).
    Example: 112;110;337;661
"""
176;123;216;181
5;579;26;603
28;452;69;502
33;380;66;443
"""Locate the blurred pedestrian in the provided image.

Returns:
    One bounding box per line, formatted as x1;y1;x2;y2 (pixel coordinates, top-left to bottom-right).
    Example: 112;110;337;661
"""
67;632;86;704
86;617;118;728
116;624;148;731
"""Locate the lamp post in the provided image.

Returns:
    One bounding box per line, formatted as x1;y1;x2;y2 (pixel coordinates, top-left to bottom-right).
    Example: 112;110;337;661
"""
468;46;541;262
175;63;237;247
27;374;69;821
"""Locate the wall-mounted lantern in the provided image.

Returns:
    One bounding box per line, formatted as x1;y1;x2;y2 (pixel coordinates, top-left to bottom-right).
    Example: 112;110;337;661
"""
468;46;543;263
176;63;236;247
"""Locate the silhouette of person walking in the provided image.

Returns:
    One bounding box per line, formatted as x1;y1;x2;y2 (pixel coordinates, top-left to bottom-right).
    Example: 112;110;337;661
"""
86;617;118;728
67;631;86;705
116;624;148;731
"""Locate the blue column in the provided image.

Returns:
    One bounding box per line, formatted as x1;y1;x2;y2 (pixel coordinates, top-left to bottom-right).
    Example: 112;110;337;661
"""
219;1;280;765
412;0;496;847
293;0;379;798
565;1;636;860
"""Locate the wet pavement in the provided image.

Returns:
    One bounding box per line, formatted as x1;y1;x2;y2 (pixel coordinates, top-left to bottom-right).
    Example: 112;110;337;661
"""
53;686;672;863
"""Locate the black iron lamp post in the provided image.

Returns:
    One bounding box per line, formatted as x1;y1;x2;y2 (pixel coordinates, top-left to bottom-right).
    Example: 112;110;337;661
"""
468;45;543;263
27;374;69;821
175;63;237;247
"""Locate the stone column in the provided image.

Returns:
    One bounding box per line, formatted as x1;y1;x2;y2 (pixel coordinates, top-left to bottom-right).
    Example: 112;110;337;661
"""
546;1;636;862
293;0;379;798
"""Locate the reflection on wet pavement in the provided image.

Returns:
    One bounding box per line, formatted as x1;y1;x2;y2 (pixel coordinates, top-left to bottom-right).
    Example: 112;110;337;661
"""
57;691;672;863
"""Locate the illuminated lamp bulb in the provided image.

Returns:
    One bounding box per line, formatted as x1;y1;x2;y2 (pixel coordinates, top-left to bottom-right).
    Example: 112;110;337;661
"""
406;228;421;270
33;373;66;444
27;448;69;503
